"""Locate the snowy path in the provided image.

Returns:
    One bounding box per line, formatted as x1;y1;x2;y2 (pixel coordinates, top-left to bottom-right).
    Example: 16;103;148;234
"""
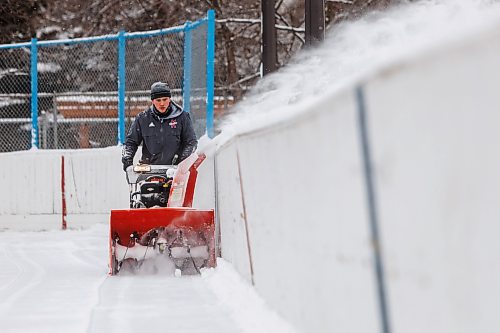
0;224;295;333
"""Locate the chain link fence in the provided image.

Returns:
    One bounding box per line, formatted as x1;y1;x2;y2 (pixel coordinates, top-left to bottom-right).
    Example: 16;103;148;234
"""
37;38;119;149
0;11;214;152
124;31;185;142
0;47;31;151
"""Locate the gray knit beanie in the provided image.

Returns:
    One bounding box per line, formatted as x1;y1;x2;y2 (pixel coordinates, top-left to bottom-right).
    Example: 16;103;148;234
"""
150;82;171;100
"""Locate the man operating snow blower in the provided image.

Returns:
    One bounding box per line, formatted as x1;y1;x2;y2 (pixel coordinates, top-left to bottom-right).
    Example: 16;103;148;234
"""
121;81;198;173
109;82;215;276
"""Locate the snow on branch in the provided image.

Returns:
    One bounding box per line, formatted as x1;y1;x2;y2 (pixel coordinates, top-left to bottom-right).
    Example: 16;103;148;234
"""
216;18;304;34
229;72;261;87
216;18;260;24
326;0;354;4
275;25;305;33
275;12;305;43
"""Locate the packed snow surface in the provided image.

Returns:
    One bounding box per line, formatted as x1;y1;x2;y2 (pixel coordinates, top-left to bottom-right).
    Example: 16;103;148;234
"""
0;223;297;333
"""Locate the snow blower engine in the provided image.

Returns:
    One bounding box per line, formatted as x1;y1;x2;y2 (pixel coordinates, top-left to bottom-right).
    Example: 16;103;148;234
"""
126;164;176;208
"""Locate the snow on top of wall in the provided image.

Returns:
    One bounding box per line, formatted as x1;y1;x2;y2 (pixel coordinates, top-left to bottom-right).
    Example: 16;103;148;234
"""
215;0;500;146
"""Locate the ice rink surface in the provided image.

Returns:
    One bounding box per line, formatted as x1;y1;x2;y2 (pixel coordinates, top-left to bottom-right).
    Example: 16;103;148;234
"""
0;223;296;333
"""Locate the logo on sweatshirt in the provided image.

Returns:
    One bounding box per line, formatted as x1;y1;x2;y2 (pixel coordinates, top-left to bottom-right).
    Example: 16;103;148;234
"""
149;122;155;127
169;119;177;128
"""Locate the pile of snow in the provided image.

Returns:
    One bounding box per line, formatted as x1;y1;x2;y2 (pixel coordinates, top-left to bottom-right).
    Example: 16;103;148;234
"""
217;0;500;141
201;259;298;333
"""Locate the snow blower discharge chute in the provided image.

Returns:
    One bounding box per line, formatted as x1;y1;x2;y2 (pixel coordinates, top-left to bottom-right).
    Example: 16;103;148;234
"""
109;153;215;275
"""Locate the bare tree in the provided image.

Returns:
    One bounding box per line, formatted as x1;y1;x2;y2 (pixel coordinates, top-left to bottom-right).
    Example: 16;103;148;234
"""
2;0;405;98
0;0;47;44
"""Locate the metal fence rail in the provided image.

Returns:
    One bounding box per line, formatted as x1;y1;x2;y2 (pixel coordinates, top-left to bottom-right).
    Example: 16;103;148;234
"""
0;10;215;152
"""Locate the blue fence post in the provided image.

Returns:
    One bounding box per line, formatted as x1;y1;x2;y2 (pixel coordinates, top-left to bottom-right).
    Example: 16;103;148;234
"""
30;38;39;149
117;30;126;145
206;10;215;138
182;22;193;112
183;22;192;114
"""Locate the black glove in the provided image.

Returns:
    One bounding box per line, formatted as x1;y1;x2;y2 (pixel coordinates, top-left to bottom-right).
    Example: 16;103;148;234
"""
122;157;132;171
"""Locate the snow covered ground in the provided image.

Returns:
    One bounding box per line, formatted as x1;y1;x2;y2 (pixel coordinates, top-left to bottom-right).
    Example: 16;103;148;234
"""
0;223;296;333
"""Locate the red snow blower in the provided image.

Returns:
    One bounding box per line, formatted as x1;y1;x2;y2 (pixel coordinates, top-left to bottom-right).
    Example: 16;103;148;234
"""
109;153;215;275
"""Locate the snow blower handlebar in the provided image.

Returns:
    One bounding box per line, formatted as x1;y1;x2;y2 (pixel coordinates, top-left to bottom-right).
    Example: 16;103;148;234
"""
125;164;178;185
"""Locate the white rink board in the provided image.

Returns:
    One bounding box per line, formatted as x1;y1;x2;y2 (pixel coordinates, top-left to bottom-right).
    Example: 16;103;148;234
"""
214;16;500;333
364;26;500;333
0;147;128;229
215;91;379;333
0;146;215;230
214;141;253;284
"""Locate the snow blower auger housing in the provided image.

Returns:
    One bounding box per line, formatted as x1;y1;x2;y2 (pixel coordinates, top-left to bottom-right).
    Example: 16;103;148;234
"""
109;153;215;276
